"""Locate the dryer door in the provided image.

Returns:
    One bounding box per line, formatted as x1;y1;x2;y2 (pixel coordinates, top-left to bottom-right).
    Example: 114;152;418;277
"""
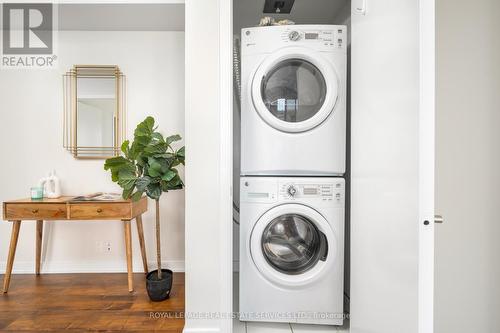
252;47;340;133
250;204;337;287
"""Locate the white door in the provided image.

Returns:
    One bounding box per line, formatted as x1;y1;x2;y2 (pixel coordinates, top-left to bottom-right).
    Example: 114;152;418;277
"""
350;0;435;332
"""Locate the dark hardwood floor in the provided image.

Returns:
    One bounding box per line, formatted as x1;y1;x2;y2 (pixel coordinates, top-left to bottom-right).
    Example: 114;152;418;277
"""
0;273;185;332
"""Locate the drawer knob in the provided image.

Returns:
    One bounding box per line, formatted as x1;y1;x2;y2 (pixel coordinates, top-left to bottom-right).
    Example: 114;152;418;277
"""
32;209;39;214
96;208;103;213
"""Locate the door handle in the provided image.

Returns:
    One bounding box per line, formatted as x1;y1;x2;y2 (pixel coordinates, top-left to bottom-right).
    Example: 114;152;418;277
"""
434;215;444;224
353;0;367;15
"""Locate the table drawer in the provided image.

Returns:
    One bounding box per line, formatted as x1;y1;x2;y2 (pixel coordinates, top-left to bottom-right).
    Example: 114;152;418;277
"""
69;203;131;220
4;203;67;220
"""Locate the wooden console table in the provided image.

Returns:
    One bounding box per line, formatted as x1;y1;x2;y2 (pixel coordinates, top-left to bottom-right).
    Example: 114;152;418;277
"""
2;196;148;293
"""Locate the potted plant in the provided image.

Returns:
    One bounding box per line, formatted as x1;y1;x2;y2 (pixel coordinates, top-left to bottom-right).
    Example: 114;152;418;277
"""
104;116;185;301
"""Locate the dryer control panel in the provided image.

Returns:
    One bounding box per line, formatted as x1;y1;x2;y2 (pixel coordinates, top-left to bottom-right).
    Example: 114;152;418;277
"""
242;24;347;55
281;27;346;50
241;177;344;206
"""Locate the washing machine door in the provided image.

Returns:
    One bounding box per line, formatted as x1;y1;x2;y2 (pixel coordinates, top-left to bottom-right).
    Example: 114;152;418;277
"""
252;47;340;133
250;204;337;287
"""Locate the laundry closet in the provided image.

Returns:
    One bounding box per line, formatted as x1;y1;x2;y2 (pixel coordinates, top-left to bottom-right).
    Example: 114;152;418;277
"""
227;0;433;332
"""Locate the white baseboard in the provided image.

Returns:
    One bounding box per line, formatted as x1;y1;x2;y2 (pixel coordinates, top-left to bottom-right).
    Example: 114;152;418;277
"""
0;260;185;274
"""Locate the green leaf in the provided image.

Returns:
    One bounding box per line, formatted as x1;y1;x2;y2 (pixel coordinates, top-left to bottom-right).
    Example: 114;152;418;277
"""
151;132;165;143
104;156;130;170
122;187;134;199
147;157;164;177
131;191;143;202
135;176;152;192
121;140;130;157
166;134;182;146
117;171;136;190
134;116;155;137
176;146;185;165
176;146;185;158
161;170;176;182
165;174;184;191
146;183;162;200
144;141;167;156
104;156;136;183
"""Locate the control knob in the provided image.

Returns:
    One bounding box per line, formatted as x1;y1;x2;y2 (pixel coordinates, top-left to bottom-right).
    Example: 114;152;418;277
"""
288;31;301;41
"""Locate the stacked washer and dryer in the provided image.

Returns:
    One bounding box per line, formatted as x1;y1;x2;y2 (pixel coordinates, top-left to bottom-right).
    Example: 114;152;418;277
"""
239;25;347;326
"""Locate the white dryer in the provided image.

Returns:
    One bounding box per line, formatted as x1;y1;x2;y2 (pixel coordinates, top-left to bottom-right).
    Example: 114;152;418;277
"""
239;177;345;325
241;25;347;176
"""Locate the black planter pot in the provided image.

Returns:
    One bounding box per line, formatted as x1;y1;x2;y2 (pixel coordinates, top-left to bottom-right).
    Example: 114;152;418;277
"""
146;269;173;302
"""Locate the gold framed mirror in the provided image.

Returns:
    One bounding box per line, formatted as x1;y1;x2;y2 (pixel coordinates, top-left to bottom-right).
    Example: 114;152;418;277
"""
63;65;126;159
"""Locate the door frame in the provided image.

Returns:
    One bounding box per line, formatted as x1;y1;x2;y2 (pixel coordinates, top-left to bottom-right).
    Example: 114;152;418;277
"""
418;0;435;332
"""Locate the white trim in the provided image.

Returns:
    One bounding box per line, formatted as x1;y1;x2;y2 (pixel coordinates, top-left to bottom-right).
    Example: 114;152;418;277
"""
418;0;435;332
183;329;220;333
0;260;185;274
219;0;233;332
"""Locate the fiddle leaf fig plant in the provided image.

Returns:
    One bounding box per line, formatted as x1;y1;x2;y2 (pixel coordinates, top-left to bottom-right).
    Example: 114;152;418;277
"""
104;116;185;280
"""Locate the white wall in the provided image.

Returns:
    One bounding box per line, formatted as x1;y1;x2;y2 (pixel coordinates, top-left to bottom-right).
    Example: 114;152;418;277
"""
0;31;185;273
184;0;233;332
435;0;500;332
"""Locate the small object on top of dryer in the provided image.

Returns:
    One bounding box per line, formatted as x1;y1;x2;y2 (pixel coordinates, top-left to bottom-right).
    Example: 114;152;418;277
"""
258;17;295;26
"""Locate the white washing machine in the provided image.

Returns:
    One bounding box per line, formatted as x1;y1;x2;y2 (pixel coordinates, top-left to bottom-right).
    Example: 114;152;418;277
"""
241;25;347;176
239;177;345;325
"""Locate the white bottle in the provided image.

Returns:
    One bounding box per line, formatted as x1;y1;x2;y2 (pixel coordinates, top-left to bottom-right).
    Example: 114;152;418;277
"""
39;170;61;199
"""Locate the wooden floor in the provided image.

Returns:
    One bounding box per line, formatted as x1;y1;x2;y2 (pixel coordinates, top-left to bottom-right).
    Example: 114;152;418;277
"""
0;273;185;332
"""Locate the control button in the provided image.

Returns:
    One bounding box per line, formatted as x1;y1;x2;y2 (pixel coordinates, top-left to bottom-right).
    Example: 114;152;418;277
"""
287;185;298;197
288;31;301;41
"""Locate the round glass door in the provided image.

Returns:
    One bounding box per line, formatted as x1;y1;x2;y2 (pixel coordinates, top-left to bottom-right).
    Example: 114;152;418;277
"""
250;203;335;287
252;47;339;133
261;59;327;123
261;213;326;275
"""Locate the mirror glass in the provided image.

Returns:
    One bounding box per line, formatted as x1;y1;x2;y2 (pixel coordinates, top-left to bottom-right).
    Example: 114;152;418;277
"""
76;77;116;156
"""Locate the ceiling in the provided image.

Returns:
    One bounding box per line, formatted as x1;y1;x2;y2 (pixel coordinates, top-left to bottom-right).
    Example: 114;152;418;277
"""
234;0;350;32
58;4;185;31
57;1;348;32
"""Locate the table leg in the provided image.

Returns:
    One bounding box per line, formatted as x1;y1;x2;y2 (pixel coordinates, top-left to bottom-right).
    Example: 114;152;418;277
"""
123;220;133;292
135;215;148;274
3;221;21;293
35;220;43;275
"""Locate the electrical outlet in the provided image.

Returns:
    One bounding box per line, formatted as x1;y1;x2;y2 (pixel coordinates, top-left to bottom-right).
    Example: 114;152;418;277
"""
104;241;112;253
96;241;112;254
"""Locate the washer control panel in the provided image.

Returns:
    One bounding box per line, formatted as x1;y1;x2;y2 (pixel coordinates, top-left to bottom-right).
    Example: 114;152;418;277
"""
241;177;344;205
279;181;344;204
